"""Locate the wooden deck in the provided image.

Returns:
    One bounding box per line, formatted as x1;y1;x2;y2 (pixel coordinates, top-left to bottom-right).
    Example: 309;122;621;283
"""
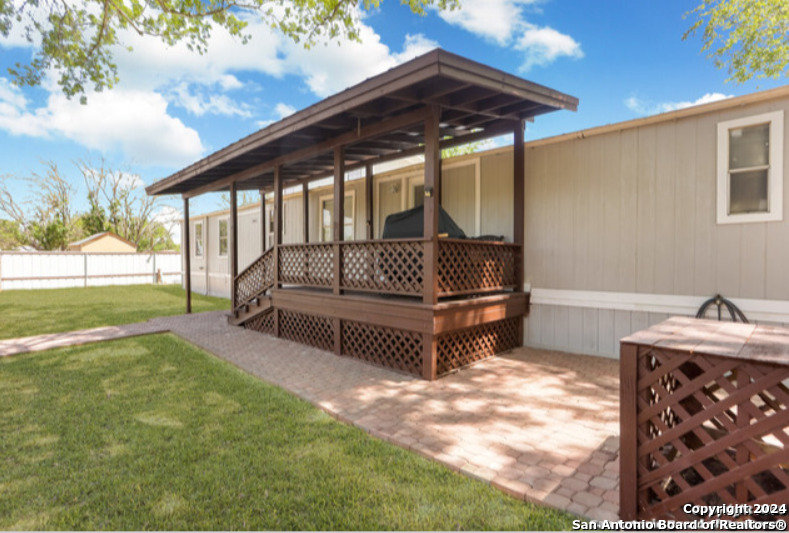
231;239;527;380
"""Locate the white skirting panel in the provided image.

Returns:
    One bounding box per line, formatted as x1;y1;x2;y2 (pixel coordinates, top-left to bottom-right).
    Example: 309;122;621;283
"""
525;289;789;359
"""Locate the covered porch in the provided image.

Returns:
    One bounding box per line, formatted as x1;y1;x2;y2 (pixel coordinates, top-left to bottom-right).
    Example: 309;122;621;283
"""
146;49;577;380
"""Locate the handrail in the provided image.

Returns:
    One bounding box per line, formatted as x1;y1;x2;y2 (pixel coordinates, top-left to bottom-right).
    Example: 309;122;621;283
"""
234;247;275;311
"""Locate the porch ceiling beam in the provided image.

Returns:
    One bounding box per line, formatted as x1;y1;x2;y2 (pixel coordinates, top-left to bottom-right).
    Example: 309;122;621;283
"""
183;106;433;198
386;79;470;106
274;118;518;191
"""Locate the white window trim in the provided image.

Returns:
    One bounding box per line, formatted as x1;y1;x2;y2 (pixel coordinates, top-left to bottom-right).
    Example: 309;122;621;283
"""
318;191;355;242
194;221;204;257
218;217;229;257
717;110;783;224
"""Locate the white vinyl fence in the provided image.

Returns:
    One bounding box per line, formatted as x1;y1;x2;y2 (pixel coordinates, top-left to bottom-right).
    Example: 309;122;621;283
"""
0;251;182;290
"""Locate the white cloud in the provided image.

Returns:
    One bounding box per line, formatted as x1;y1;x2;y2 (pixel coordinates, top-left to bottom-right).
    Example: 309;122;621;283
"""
284;31;438;97
274;102;296;119
438;0;532;44
169;82;251;117
625;92;733;116
516;25;583;71
434;0;581;71
0;79;205;167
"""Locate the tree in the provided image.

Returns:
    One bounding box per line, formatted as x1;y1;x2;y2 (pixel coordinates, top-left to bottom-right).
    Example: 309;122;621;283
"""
0;162;79;250
1;0;458;102
0;219;23;250
0;160;178;251
79;160;177;251
684;0;789;82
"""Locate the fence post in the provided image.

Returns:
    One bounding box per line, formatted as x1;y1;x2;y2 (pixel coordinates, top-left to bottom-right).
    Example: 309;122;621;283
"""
153;253;157;284
84;253;88;288
0;253;3;292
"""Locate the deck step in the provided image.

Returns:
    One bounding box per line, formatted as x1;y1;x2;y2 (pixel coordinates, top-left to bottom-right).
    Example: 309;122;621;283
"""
228;297;272;326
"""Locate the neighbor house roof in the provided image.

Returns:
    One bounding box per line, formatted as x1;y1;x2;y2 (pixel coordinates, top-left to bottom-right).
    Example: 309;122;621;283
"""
68;231;136;249
147;48;577;198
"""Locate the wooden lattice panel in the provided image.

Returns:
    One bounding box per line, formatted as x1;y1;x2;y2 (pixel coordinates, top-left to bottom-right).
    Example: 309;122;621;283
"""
437;240;518;296
235;248;274;309
633;345;789;520
341;240;424;295
342;321;423;376
436;317;520;375
243;309;274;335
278;244;333;287
279;310;334;351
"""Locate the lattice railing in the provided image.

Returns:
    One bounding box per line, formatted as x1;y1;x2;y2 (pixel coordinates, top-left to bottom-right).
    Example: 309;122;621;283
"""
437;239;519;296
234;247;274;311
278;243;333;288
628;344;789;520
436;317;521;376
342;320;423;376
342;239;424;296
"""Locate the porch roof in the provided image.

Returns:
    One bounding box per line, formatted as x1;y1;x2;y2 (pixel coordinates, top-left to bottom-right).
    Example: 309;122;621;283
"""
146;49;578;198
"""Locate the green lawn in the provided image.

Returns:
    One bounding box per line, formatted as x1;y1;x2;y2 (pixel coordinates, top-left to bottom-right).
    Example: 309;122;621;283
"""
0;285;228;339
0;334;576;530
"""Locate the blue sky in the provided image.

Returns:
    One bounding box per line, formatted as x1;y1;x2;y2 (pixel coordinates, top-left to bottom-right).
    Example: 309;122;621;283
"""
0;0;786;230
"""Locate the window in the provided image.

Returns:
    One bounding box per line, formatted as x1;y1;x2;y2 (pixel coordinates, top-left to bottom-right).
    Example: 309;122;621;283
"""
717;110;783;224
320;194;354;242
218;219;228;257
194;222;204;257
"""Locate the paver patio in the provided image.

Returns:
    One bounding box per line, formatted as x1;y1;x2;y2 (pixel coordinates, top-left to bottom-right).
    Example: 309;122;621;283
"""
1;310;621;521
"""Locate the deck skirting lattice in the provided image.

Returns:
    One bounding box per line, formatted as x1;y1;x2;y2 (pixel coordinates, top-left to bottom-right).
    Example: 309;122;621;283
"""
342;321;423;376
244;310;274;335
436;317;521;376
279;310;335;351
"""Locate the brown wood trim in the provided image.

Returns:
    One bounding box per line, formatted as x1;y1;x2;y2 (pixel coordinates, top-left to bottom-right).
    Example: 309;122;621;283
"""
513;120;525;291
273;166;282;289
619;341;638;521
271;288;527;336
273;289;434;334
365;163;374;240
438;286;518;297
302;183;309;244
230;181;238;311
183;197;191;313
433;293;527;334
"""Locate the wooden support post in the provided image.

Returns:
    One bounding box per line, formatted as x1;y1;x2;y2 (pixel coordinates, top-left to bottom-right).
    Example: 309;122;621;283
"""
422;333;437;381
183;196;192;314
333;318;342;355
260;190;267;252
513;120;525;292
274;166;283;292
230;181;238;312
365;163;374;240
302;183;310;243
333;146;345;296
423;105;441;306
619;341;638;520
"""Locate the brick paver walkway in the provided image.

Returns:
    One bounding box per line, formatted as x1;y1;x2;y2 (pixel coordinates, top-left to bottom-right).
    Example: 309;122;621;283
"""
1;311;621;520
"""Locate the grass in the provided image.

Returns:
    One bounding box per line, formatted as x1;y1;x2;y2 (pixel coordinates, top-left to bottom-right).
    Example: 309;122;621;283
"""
0;285;228;339
0;334;576;530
